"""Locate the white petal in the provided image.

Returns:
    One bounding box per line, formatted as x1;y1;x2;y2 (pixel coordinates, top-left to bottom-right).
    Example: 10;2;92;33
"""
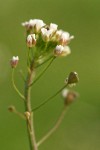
55;45;64;52
62;46;71;56
50;23;58;31
61;32;70;40
62;89;69;98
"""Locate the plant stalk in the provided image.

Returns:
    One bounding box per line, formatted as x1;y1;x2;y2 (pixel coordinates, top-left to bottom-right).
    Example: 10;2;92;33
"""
24;61;38;150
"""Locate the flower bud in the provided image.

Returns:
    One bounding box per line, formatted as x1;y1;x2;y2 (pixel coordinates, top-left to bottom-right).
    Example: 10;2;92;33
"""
8;105;16;112
66;72;79;85
10;56;19;68
62;89;78;105
41;28;53;42
54;45;71;57
27;34;36;47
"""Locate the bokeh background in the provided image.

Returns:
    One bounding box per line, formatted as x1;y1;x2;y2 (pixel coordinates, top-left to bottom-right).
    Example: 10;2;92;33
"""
0;0;100;150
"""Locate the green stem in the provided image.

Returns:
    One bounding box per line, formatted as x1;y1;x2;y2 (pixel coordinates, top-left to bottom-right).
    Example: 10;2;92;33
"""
37;106;67;147
30;56;55;86
27;48;30;67
19;70;26;82
12;69;25;100
14;109;25;120
24;61;38;150
35;55;53;68
32;84;68;112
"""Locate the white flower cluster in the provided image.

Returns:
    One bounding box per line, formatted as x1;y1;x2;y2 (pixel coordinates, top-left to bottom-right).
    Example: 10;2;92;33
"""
22;19;74;57
54;31;74;56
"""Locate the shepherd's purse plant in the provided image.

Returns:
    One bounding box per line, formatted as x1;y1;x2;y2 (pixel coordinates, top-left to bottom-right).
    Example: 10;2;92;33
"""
8;19;79;150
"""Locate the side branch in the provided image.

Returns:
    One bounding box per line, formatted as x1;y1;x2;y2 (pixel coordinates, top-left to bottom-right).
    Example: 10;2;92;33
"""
30;56;55;86
35;55;53;68
12;69;25;100
37;106;67;147
32;84;68;112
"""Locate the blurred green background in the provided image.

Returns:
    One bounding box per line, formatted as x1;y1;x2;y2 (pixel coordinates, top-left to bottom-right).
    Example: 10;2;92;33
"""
0;0;100;150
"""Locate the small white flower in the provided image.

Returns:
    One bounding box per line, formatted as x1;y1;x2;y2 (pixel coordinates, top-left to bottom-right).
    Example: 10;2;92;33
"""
54;45;64;56
22;19;45;32
49;23;58;32
41;28;53;41
27;34;36;47
61;32;70;40
22;19;37;27
13;56;19;61
60;32;74;45
56;30;63;39
54;45;71;56
10;56;19;68
35;19;45;32
22;20;35;30
55;45;64;52
61;46;71;56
